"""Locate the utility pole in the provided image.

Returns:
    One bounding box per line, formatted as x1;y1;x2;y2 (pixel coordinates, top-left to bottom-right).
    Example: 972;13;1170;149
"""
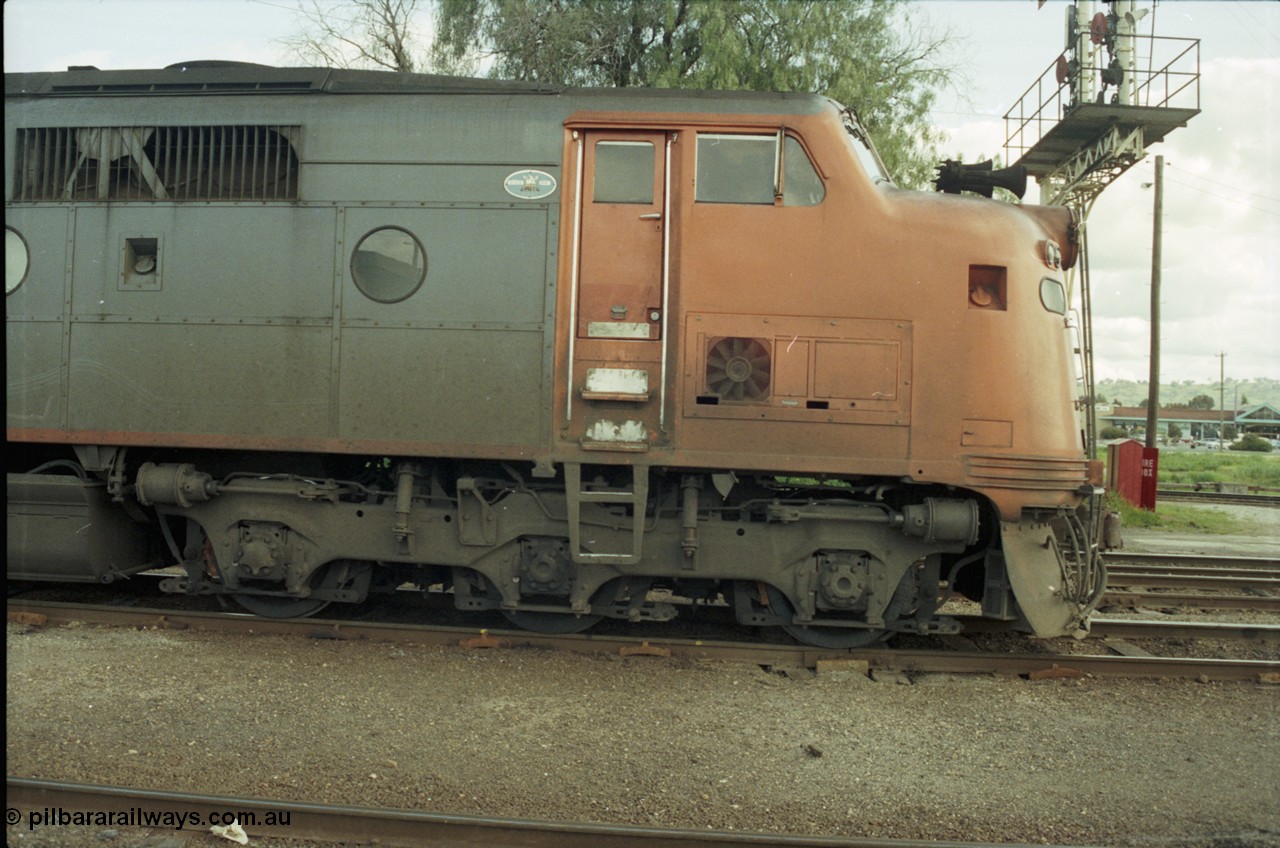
1218;351;1227;448
1144;155;1163;449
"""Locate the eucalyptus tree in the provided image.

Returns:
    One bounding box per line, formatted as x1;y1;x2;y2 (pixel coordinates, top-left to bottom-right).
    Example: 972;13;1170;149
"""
288;0;958;187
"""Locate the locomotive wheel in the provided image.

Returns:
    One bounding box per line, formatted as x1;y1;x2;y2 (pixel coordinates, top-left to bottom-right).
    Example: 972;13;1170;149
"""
500;609;602;634
766;580;911;650
472;571;602;634
232;594;330;619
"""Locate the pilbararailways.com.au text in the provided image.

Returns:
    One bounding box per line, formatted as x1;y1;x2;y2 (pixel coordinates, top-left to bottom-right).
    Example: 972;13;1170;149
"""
10;806;291;830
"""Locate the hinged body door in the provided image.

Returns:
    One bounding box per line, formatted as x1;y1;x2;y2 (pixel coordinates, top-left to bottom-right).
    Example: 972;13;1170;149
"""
565;130;671;451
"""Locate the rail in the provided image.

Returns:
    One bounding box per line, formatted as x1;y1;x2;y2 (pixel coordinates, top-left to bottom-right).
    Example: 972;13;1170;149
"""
11;776;1056;848
1155;489;1280;508
1004;34;1200;166
9;600;1278;681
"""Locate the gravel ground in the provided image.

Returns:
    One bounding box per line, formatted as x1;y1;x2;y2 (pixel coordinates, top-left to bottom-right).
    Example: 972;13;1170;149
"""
7;507;1280;848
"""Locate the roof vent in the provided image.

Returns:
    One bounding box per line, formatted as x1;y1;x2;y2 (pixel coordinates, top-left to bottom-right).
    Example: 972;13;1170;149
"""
163;60;271;70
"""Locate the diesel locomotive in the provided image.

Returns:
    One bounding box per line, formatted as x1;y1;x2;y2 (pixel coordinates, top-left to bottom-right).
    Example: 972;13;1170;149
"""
6;63;1106;646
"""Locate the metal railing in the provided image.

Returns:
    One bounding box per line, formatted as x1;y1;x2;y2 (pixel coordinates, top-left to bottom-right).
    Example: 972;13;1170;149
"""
1005;34;1200;163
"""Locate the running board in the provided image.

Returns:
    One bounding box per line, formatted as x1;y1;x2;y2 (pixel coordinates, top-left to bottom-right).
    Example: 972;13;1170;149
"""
564;463;648;565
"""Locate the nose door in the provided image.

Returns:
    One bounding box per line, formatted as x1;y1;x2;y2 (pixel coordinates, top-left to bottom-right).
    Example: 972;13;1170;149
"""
567;131;670;451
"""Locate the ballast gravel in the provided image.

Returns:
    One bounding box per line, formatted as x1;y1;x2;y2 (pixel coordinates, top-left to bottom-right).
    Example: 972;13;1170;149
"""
6;619;1279;848
8;511;1280;848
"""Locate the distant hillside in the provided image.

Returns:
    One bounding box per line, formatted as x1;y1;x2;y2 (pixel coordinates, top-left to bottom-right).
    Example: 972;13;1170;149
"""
1096;378;1280;410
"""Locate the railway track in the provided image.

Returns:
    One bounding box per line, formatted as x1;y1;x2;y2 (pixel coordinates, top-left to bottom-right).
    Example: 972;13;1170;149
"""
1104;552;1279;570
1155;489;1280;507
3;776;1085;848
1102;553;1280;612
9;599;1278;682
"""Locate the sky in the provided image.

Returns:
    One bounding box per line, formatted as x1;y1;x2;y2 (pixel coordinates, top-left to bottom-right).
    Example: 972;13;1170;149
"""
5;0;1277;384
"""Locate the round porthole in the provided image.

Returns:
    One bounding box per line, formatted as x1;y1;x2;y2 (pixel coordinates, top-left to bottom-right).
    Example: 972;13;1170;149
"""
350;226;427;303
6;227;30;295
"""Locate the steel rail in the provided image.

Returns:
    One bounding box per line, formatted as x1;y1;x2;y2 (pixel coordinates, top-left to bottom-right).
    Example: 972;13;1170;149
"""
9;600;1278;681
954;614;1280;643
1105;565;1280;590
1101;590;1280;612
1155;490;1279;508
1104;552;1279;570
1088;616;1280;643
7;777;1080;848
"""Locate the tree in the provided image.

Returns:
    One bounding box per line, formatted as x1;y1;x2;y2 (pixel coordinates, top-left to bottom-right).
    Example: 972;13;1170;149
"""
1166;423;1182;440
1187;394;1215;410
283;0;429;72
428;0;959;188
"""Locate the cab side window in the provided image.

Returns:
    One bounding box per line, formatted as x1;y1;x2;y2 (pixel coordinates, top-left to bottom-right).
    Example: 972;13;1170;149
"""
782;137;824;206
695;133;823;207
594;141;655;204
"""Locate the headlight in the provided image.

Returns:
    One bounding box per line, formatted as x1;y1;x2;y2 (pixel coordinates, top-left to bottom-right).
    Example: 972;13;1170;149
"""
1043;239;1062;270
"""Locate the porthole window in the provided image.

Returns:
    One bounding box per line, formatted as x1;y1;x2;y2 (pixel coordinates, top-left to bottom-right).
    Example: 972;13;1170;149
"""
351;226;427;303
6;227;30;295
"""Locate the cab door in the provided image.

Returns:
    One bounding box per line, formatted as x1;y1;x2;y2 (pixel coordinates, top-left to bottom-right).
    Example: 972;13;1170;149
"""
566;130;671;451
577;132;667;340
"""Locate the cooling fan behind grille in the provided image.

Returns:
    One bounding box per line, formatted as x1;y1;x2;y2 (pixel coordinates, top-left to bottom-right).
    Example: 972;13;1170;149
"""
705;336;771;401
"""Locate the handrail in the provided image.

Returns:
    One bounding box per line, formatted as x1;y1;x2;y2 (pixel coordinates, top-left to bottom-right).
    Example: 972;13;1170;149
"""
1004;34;1200;163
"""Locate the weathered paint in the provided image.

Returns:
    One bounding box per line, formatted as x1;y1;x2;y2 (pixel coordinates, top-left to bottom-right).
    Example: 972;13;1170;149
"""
5;65;1101;639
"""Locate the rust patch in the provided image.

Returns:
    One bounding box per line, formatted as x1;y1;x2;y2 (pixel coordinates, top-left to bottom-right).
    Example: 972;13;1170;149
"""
7;611;48;628
460;630;509;650
815;657;870;676
1025;663;1086;681
619;641;671;659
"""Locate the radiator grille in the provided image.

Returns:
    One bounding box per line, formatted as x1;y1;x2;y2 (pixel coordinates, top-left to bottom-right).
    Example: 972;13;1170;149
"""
964;454;1089;491
13;125;300;202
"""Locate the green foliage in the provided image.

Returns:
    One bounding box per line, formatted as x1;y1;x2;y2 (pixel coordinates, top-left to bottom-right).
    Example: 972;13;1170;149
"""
1155;451;1280;488
1187;394;1215;410
1099;425;1129;440
1104;490;1263;534
1166;423;1182;440
1097;378;1280;409
432;0;956;188
1104;490;1160;529
1231;435;1274;453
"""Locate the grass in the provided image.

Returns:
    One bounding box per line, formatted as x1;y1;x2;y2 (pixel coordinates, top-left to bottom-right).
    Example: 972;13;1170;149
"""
1099;447;1280;489
1154;451;1280;489
1103;490;1267;534
1101;451;1280;535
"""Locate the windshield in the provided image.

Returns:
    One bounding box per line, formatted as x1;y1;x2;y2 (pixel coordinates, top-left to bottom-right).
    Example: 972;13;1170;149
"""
839;106;891;185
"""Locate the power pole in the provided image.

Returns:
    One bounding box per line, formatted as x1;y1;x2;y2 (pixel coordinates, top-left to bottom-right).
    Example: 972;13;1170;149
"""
1218;351;1227;448
1144;155;1163;449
